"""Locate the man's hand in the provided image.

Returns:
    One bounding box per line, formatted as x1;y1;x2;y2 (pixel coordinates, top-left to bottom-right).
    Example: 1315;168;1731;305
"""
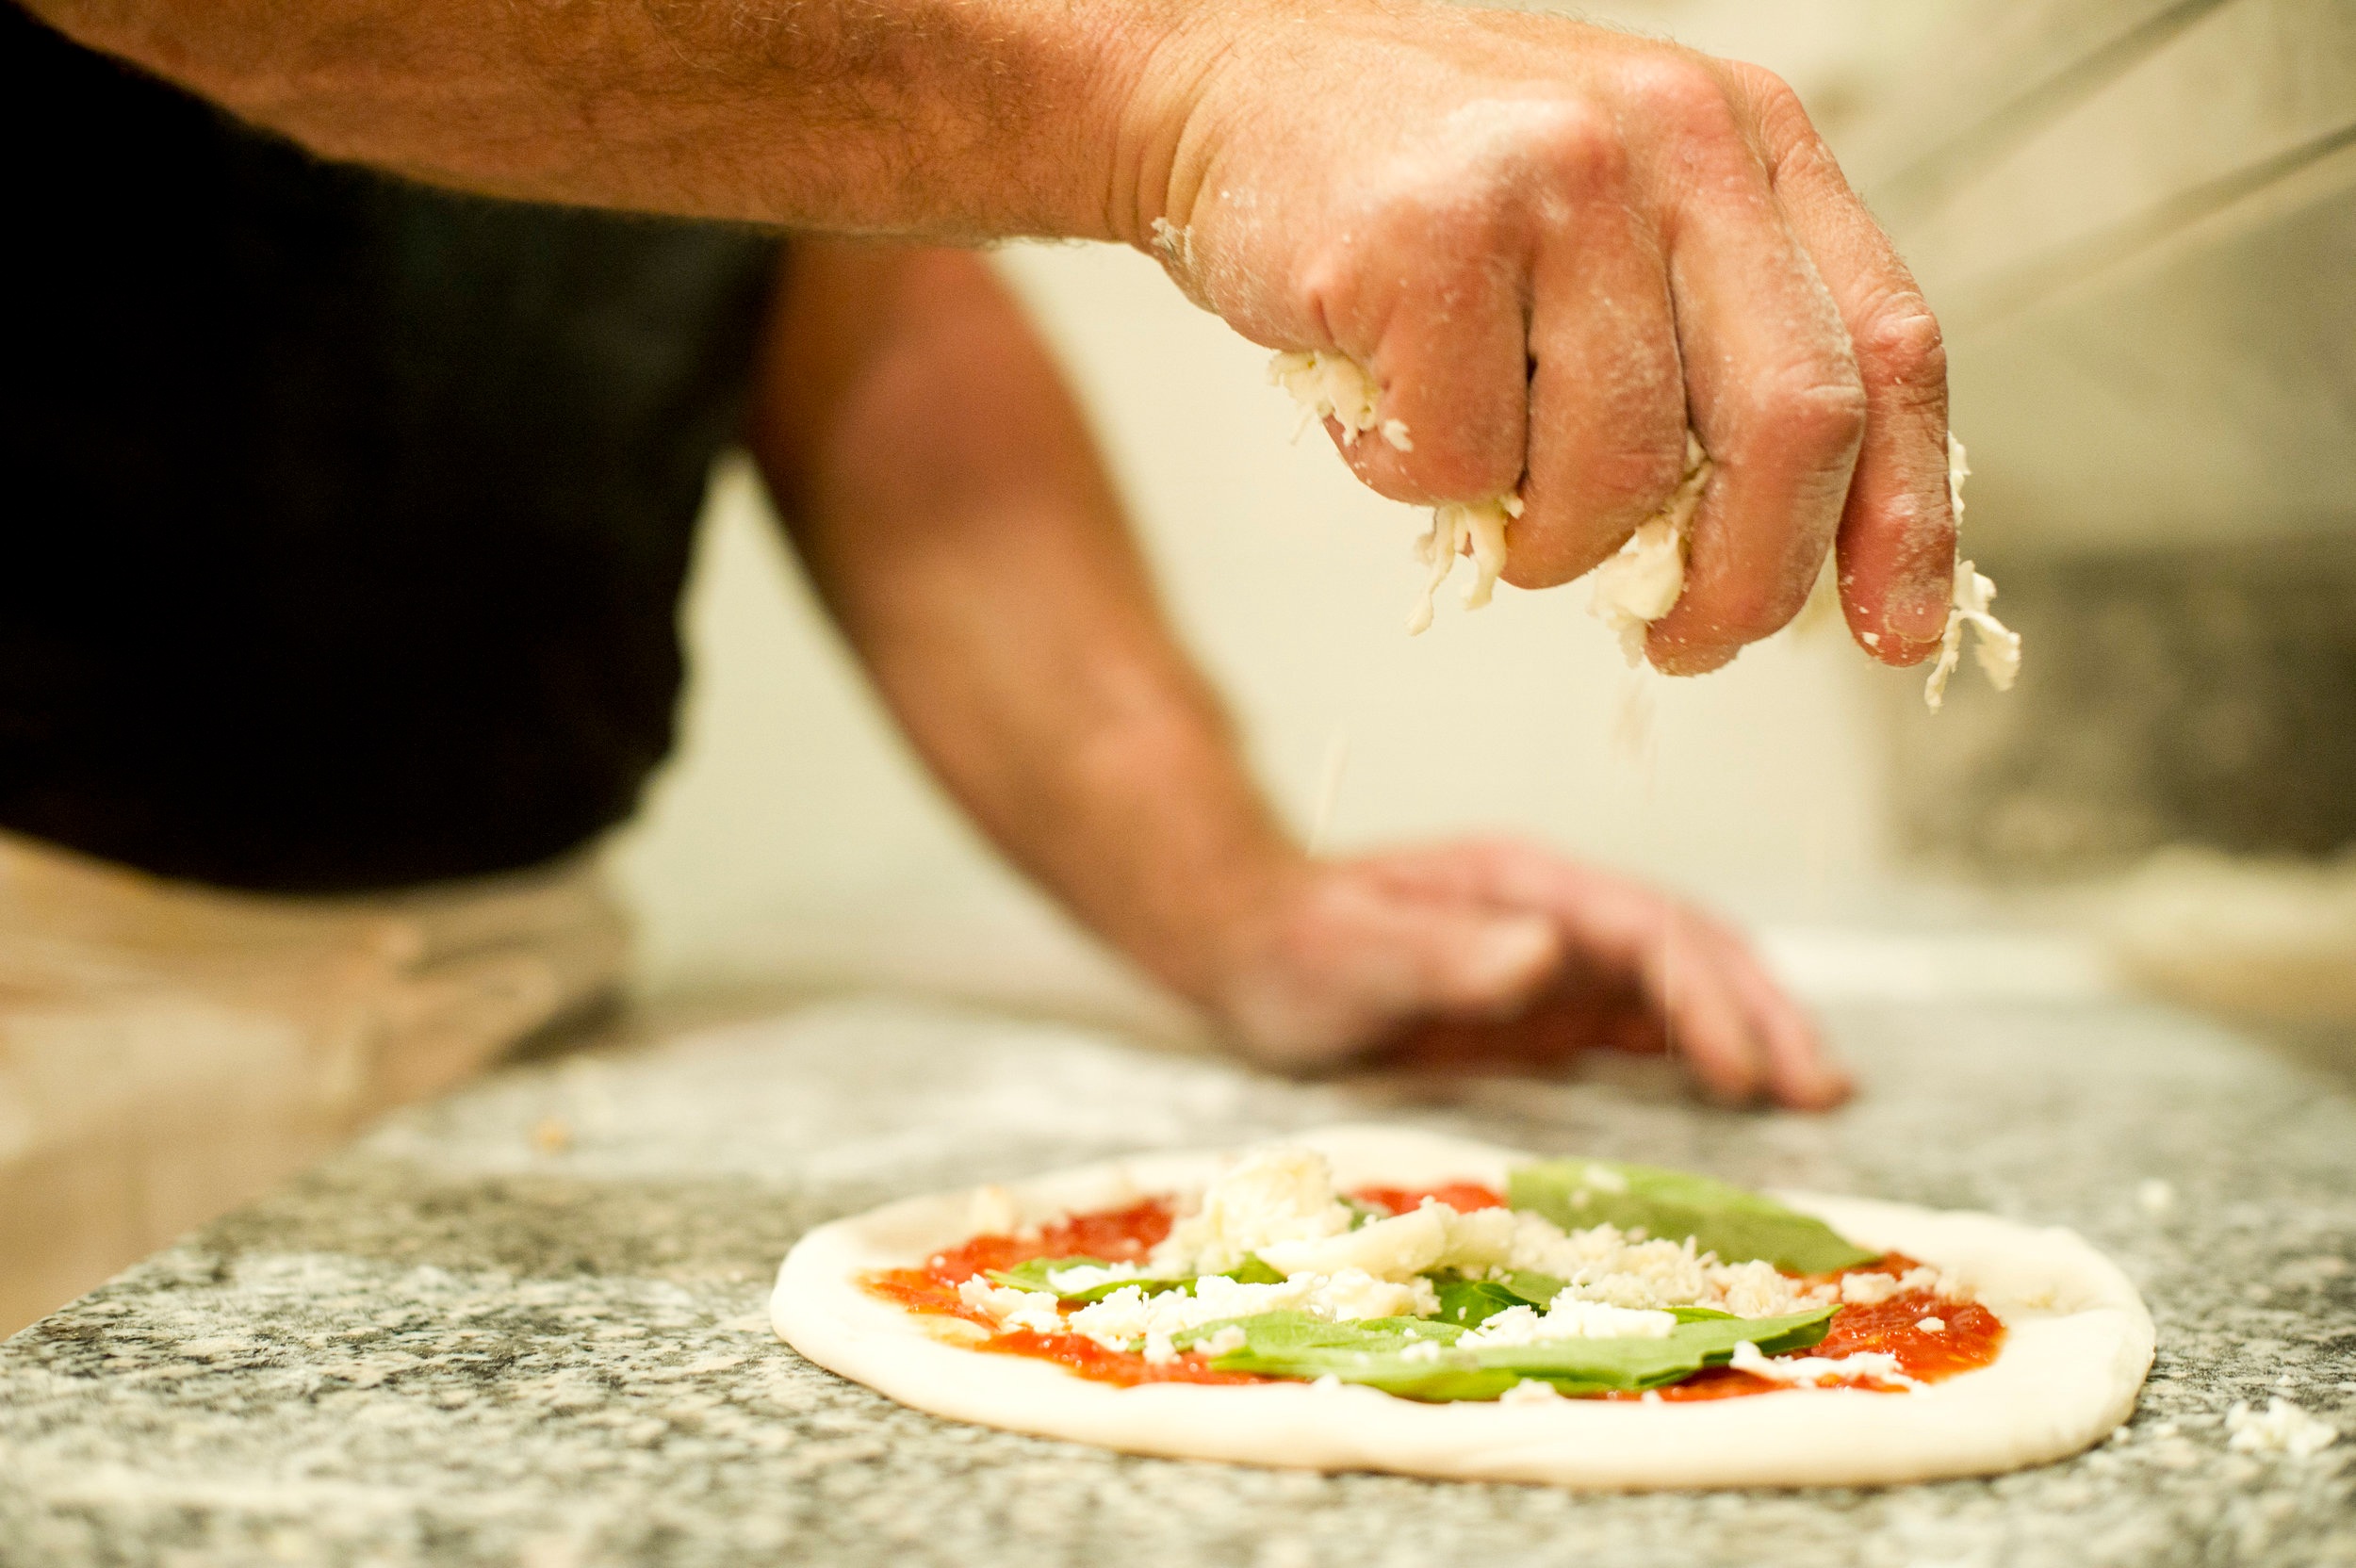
45;0;1951;666
1210;840;1847;1110
1124;7;1954;674
758;242;1845;1116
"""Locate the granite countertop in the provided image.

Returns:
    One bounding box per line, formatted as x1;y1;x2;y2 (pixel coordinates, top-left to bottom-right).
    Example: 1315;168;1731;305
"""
1;986;2350;1566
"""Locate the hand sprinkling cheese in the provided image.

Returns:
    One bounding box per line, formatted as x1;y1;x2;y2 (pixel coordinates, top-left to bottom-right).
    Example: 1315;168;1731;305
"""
1923;434;2021;710
1267;351;2023;706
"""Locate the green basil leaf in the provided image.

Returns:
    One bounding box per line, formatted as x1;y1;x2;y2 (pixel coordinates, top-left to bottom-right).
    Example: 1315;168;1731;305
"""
1426;1269;1567;1328
1431;1276;1525;1330
1199;1305;1835;1401
988;1253;1288;1302
1508;1159;1878;1274
984;1258;1189;1303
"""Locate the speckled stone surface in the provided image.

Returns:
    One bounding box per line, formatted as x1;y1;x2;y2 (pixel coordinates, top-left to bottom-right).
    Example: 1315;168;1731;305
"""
2;993;2350;1567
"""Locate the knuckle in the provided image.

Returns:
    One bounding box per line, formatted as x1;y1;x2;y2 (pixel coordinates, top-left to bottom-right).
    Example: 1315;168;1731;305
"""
1620;52;1742;143
1857;296;1948;395
1522;99;1628;201
1746;352;1868;456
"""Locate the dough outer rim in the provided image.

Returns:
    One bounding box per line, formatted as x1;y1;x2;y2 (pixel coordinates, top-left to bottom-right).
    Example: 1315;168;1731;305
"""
770;1125;2155;1489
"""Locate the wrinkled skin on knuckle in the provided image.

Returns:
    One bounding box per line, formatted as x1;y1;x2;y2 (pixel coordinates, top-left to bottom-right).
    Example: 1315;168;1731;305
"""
1856;293;1948;404
1746;351;1869;471
1720;62;1818;167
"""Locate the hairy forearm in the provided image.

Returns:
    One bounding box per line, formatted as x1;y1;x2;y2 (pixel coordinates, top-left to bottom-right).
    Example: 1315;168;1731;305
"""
748;241;1300;998
27;0;1200;238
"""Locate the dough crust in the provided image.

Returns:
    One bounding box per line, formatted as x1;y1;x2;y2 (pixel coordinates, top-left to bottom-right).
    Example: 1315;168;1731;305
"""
770;1125;2153;1489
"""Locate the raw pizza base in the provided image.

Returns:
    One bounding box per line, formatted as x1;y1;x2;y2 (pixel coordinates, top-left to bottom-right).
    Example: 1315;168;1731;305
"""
770;1125;2154;1489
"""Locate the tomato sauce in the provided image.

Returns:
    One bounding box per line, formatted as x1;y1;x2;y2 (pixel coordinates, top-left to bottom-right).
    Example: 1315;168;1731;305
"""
862;1198;1268;1387
862;1198;2004;1399
1351;1183;1509;1215
1604;1252;2005;1401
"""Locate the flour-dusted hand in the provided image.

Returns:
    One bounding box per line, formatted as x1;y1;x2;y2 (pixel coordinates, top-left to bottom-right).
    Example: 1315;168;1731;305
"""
1206;840;1848;1110
1130;6;1956;674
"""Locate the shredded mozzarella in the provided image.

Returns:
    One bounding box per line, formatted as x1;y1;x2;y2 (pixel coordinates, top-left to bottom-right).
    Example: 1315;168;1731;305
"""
1151;1148;1355;1276
1458;1299;1678;1347
1268;351;1411;451
1839;1266;1951;1306
1065;1269;1430;1357
1587;433;1712;664
1257;1203;1450;1281
1042;1261;1146;1295
956;1277;1064;1336
1728;1339;1923;1391
1499;1378;1564;1404
1924;434;2022;710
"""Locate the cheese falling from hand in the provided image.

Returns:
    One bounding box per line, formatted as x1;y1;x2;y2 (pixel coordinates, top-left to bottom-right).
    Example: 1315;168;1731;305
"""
1923;434;2022;710
1267;351;2023;704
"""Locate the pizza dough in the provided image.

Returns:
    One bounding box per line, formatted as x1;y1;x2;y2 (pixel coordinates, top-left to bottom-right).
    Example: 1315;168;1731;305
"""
771;1125;2153;1489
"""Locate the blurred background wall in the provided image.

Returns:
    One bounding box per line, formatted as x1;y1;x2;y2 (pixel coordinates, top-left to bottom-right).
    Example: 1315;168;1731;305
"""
606;0;2356;1037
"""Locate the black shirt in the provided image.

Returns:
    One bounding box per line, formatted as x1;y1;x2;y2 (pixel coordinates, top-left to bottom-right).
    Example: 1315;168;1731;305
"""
0;4;786;892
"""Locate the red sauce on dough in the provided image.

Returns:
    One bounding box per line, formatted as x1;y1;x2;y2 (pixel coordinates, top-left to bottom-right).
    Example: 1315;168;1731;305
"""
1601;1252;2006;1401
1351;1183;1509;1215
862;1198;1267;1387
861;1197;2004;1398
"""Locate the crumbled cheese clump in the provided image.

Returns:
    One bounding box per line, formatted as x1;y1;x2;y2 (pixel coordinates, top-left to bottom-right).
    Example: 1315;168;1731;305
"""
2225;1396;2340;1458
1268;351;1412;452
1458;1300;1677;1347
1729;1339;1922;1391
1588;432;1712;664
1497;1210;1837;1320
1498;1378;1564;1404
956;1277;1064;1336
1151;1148;1357;1276
1924;434;2021;710
1839;1266;1954;1306
1153;1146;1839;1320
1067;1270;1436;1364
1042;1261;1145;1295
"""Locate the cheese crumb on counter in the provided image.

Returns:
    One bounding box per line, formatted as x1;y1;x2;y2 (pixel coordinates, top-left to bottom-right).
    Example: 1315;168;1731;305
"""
2225;1397;2340;1458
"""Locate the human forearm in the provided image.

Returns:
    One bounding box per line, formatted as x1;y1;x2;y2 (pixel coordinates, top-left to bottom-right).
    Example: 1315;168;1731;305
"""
748;241;1298;1003
26;0;1186;238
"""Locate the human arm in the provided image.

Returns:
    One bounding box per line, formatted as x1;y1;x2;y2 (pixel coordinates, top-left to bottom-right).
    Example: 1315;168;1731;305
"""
744;238;1848;1108
33;0;1953;673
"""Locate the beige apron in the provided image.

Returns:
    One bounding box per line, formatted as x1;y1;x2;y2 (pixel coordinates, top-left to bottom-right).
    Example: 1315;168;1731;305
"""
0;831;629;1335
